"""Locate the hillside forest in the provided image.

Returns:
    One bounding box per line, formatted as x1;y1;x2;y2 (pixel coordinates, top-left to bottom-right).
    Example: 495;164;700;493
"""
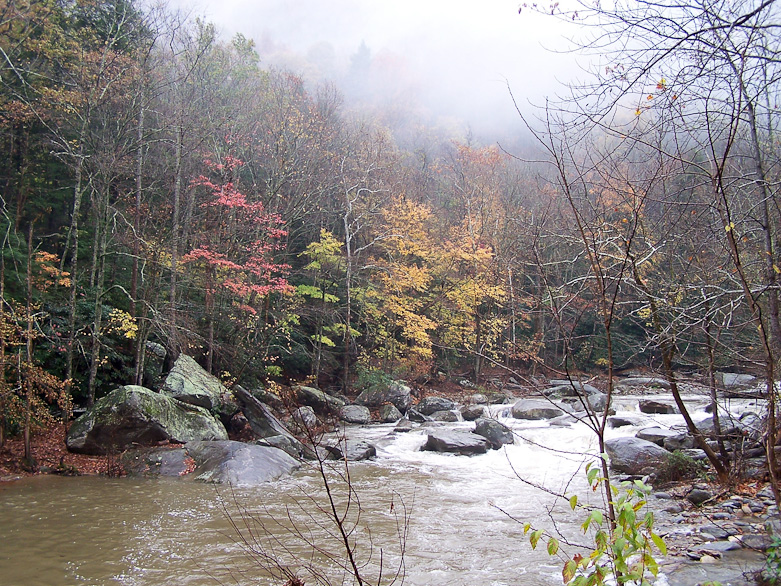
0;0;780;462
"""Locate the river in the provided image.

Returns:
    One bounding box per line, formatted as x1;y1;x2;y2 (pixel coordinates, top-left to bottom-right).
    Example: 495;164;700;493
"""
0;394;761;586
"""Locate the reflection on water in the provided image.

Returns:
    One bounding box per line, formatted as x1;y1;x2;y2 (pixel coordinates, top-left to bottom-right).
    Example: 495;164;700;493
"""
0;395;750;586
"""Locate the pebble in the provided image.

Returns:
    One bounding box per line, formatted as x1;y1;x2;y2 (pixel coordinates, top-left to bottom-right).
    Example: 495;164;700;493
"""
700;554;718;563
741;504;753;515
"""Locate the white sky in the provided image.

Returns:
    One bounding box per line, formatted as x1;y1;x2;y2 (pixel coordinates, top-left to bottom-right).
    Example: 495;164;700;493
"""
170;0;583;140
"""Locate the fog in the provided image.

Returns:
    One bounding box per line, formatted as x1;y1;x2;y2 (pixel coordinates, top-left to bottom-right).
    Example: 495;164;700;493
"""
170;0;583;144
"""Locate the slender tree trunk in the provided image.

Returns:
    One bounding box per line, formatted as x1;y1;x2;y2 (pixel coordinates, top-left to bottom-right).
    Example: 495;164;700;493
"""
169;121;183;360
23;224;34;465
87;187;109;406
131;105;144;318
64;140;85;413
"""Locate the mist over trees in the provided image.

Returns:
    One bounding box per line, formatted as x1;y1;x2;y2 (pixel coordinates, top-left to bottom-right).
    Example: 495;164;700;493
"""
0;0;779;448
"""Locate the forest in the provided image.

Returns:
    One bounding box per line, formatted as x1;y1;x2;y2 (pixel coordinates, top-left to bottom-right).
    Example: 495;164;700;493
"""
0;0;779;465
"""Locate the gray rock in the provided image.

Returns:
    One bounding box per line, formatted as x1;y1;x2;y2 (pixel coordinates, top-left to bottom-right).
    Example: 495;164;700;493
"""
122;447;190;477
406;409;431;422
186;440;300;485
680;448;708;461
663;433;696;451
393;418;414;433
619;377;671;388
423;429;490;455
511;399;564;420
636;426;680;446
292;406;318;431
233;385;294;439
325;440;377;461
295;386;345;414
718;372;757;388
604;436;669;475
339;404;371;424
741;534;771;551
460;405;487;421
416;396;457;415
256;435;313;460
429;409;460;422
638;399;677;414
700;524;735;539
66;385;228;455
687;488;713;505
470;393;489;404
548;380;602;395
607;416;645;428
355;381;412;412
696;540;741;554
145;341;167;359
160;354;236;414
379;403;403;423
474;418;514;449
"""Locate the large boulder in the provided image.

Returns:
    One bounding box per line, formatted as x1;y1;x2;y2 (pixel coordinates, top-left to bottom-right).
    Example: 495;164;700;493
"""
416;396;456;416
423;429;490;455
66;385;228;455
232;386;311;459
339;404;371;424
474;418;514;449
160;354;235;415
186;440;300;485
511;399;564;420
605;437;669;475
355;381;413;412
295;386;345;414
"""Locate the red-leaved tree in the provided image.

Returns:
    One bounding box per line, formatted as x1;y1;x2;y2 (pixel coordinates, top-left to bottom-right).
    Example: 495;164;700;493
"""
182;153;292;374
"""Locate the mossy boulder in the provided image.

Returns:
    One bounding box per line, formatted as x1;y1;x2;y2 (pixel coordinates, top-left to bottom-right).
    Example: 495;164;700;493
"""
294;385;345;414
355;381;412;412
66;385;228;455
160;354;237;416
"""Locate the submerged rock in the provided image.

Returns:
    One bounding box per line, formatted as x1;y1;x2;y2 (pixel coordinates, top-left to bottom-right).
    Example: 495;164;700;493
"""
422;429;490;455
66;385;227;455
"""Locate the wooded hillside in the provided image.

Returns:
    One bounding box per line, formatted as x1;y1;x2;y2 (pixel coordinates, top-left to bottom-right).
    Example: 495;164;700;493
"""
0;0;779;439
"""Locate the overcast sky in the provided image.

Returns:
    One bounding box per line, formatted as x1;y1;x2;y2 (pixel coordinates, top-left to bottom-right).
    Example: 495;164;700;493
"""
169;0;582;141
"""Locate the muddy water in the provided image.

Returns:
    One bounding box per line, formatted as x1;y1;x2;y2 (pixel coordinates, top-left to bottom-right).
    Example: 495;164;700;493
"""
0;395;759;586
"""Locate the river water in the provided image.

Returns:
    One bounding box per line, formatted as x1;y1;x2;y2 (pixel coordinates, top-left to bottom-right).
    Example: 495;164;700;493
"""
0;394;760;586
